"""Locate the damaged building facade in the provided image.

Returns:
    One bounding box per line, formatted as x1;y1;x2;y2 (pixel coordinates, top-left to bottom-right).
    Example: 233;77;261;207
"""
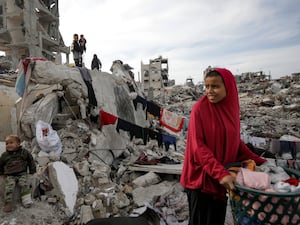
141;56;169;99
0;0;69;69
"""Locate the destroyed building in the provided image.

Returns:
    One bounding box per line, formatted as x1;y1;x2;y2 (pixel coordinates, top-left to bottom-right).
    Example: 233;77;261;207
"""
0;1;300;224
0;55;300;224
0;0;69;68
141;56;169;99
236;71;271;83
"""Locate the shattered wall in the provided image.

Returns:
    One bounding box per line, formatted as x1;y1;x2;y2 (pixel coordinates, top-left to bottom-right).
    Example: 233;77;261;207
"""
0;0;69;68
0;85;18;139
141;56;169;99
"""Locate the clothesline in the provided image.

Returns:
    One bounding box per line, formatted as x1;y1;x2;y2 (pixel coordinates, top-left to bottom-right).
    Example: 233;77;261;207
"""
99;110;177;151
133;95;184;133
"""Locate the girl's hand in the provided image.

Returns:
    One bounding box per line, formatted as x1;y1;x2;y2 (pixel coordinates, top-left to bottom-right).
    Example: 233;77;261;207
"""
219;175;235;190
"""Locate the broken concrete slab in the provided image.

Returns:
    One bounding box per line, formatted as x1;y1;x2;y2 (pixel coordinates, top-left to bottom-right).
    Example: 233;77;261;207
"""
47;161;78;215
129;163;183;175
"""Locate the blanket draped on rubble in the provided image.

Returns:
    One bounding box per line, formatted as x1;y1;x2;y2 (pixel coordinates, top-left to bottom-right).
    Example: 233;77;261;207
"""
159;108;184;133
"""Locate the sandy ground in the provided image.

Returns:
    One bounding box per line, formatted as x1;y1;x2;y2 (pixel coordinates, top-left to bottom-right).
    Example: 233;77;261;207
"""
0;175;67;224
0;200;66;225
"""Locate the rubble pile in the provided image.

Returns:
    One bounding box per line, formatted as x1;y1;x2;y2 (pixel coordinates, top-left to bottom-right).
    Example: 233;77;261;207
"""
0;57;17;87
0;58;190;224
0;57;298;224
163;85;202;116
238;77;300;139
0;56;14;72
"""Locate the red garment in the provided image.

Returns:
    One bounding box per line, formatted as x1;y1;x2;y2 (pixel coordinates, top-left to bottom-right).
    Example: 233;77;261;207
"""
99;110;117;125
283;177;300;186
180;68;266;200
22;57;46;74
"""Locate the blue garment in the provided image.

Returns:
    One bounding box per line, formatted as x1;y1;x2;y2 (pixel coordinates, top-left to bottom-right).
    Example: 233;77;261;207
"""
16;71;26;97
162;134;177;151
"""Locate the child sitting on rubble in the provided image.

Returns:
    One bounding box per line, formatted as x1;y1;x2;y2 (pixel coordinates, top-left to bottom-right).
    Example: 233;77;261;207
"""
0;134;36;213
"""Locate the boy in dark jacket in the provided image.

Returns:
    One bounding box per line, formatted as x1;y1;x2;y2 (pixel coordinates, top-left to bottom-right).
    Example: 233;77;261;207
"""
91;54;102;70
71;33;83;67
79;34;87;52
0;135;36;213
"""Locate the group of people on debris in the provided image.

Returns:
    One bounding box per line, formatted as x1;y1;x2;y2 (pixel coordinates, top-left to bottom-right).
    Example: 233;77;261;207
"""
70;33;86;67
71;33;102;70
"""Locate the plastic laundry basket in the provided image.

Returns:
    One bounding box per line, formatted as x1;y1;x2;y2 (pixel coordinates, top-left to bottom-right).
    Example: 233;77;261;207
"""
229;167;300;225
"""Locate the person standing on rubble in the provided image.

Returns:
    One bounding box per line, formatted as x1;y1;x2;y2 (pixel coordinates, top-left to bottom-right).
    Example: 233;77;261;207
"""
180;68;266;225
0;135;36;213
71;33;83;67
79;34;87;53
79;34;87;66
91;54;102;70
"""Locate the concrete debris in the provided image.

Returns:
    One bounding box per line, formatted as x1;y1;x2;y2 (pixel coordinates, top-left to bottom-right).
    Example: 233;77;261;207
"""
238;76;300;139
0;56;14;72
47;161;78;215
0;56;299;225
132;171;161;187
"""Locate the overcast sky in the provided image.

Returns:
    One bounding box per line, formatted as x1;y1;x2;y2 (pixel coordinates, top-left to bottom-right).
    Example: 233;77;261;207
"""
58;0;299;84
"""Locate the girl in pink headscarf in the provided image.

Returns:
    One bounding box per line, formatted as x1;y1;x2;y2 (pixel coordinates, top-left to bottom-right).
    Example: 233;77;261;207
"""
180;68;266;225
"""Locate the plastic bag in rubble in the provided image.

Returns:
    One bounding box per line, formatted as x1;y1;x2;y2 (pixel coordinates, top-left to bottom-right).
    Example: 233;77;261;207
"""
35;120;62;157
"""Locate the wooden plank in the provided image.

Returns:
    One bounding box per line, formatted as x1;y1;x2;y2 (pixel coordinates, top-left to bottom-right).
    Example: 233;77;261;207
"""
128;163;183;175
0;79;15;86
